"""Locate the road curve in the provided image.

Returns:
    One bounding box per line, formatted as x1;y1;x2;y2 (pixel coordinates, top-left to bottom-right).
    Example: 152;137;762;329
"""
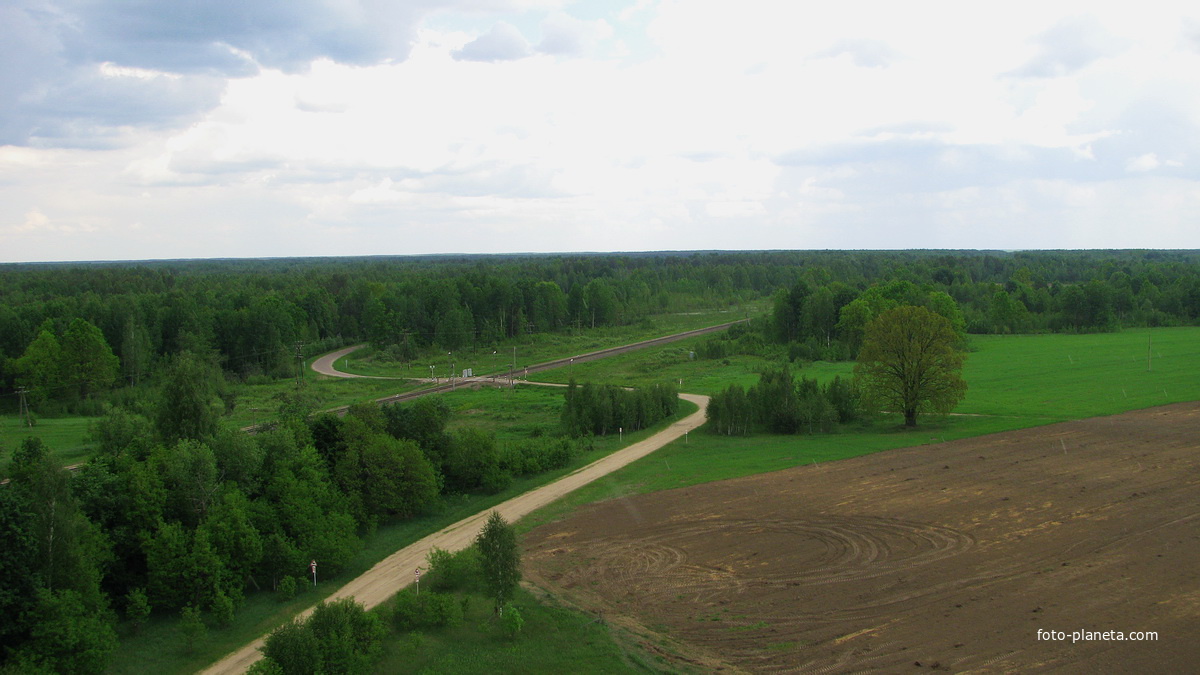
310;344;395;379
200;392;710;675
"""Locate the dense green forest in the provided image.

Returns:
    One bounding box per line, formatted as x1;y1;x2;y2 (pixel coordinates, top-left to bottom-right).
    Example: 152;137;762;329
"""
4;250;1200;414
3;249;1200;672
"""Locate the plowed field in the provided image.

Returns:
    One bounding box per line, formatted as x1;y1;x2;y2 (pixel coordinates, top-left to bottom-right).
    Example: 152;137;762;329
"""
524;403;1200;673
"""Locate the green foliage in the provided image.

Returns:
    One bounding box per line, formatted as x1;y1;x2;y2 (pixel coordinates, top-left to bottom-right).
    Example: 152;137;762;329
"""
856;305;967;427
61;318;120;399
424;546;483;593
13;326;65;405
11;587;118;675
561;379;679;438
442;427;508;495
392;590;464;631
708;367;857;436
277;575;299;601
155;352;226;443
125;587;151;634
475;511;521;615
499;603;524;640
210;590;237;628
262;598;385;675
177;605;206;655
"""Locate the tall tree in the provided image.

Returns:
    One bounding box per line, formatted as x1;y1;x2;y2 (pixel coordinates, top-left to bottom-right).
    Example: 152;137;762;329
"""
60;318;120;399
155;351;225;443
475;511;520;615
855;305;967;427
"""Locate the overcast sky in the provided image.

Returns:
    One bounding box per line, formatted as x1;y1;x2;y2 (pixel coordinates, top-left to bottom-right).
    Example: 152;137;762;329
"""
2;1;1199;263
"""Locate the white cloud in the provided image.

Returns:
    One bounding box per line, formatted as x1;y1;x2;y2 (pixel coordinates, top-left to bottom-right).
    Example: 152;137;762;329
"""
4;1;1200;261
453;22;532;61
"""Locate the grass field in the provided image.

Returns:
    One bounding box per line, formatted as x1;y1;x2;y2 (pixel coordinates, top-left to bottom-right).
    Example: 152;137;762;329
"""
519;327;1200;531
372;587;676;674
441;385;569;441
959;328;1200;419
0;415;95;468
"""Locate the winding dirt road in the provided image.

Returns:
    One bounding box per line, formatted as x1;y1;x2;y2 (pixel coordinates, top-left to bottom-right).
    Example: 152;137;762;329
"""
201;392;710;673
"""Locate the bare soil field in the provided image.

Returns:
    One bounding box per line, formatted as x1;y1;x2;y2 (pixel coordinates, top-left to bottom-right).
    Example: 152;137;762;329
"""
524;403;1200;673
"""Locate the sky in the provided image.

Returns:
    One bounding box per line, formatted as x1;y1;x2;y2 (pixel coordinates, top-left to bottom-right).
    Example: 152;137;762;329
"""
2;1;1200;263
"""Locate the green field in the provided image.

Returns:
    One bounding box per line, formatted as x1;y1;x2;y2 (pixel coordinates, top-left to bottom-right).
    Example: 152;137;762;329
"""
0;415;95;468
441;385;569;441
959;328;1200;419
523;328;1200;530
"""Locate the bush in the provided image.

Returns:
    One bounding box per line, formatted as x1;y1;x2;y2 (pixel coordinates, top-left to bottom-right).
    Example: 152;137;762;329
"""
125;588;151;634
424;546;482;593
499;603;524;640
277;575;299;601
392;590;462;631
263;598;384;674
178;605;206;654
210;590;236;628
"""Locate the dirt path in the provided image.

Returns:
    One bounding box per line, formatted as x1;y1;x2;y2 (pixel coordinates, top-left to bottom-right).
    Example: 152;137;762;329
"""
309;344;395;379
200;393;709;674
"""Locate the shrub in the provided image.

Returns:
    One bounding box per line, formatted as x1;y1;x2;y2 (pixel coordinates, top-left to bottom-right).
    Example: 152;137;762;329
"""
392;590;462;631
210;590;236;628
277;575;299;601
125;588;151;635
424;546;482;593
500;603;524;640
178;605;206;654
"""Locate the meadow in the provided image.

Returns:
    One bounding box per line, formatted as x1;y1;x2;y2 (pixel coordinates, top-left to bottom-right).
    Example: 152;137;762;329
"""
522;327;1200;530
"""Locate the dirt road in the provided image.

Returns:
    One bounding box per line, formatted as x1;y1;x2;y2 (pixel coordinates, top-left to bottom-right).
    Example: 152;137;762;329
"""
200;393;709;674
309;345;395;379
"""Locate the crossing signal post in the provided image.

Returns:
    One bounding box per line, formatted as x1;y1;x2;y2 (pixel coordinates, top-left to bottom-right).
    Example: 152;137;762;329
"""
310;560;317;587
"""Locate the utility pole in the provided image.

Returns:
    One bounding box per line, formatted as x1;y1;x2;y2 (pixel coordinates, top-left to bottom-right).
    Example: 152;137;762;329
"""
1147;328;1153;372
294;341;306;386
17;386;33;427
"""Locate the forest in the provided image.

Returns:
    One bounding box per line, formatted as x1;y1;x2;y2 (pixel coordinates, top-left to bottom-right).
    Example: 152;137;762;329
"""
3;250;1200;416
3;249;1200;672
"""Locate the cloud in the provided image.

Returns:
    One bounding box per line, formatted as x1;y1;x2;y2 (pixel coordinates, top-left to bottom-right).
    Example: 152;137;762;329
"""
63;0;426;74
813;39;899;68
0;0;430;146
453;22;532;61
536;13;612;56
1010;16;1127;78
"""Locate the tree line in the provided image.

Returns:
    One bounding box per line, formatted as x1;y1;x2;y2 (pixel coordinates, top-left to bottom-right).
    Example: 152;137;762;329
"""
4;250;1199;414
560;379;680;438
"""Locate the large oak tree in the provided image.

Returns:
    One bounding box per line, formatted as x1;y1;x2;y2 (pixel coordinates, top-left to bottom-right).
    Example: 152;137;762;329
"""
855;305;967;427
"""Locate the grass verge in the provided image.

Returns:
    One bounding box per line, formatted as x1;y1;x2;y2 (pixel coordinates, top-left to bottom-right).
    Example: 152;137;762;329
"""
372;587;677;674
